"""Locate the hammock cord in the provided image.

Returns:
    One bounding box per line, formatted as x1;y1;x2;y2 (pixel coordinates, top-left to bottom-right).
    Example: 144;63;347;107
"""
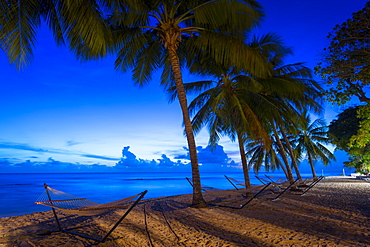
35;185;144;216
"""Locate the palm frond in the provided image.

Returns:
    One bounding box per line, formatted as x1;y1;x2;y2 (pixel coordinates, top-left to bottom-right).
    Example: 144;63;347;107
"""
132;39;164;85
0;0;41;69
60;0;112;59
194;0;263;32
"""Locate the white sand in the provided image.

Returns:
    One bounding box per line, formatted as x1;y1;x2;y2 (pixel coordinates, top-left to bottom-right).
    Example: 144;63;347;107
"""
1;177;369;246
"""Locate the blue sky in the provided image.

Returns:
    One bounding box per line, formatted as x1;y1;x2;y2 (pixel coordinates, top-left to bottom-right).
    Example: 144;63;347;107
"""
0;0;367;173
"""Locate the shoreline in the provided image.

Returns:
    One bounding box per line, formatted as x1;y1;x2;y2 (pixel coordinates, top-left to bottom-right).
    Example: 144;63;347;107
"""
1;176;369;246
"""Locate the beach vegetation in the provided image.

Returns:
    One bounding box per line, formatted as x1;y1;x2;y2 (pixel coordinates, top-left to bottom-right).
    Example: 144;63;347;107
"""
246;128;291;180
328;106;370;174
247;57;322;182
244;65;323;181
291;112;336;178
315;1;370;174
315;2;370;105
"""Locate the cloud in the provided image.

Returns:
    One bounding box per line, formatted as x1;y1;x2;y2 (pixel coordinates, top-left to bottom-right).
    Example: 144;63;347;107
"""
115;145;239;172
66;140;82;146
0;141;120;162
173;144;239;171
157;154;181;167
0;157;113;173
115;146;160;170
0;142;50;153
81;154;120;161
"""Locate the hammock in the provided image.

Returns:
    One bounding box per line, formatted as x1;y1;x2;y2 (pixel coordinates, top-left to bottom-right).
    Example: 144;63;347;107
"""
185;177;222;192
264;175;285;183
298;176;324;196
224;175;245;190
35;183;147;243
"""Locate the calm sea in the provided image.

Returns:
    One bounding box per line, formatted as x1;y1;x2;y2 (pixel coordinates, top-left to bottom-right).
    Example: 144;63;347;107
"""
0;171;333;218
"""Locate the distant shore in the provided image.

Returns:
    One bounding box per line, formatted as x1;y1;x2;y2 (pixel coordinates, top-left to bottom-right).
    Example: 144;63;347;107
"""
1;176;369;246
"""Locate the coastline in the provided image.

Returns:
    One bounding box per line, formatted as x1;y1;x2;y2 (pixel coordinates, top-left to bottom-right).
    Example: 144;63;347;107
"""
1;176;369;247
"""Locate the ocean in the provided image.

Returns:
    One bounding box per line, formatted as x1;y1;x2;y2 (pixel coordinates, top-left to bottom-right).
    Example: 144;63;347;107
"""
0;171;338;218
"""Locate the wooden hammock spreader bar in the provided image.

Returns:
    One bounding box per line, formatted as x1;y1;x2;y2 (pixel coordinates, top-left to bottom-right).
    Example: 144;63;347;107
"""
271;178;299;201
36;183;148;244
299;176;324;196
78;204;131;211
210;182;272;209
238;182;272;209
224;175;240;190
186;177;221;192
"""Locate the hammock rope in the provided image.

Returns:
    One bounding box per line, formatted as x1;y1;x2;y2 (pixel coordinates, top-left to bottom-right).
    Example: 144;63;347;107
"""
35;184;145;216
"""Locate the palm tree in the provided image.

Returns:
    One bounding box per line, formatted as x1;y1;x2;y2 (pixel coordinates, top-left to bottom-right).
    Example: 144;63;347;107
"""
176;33;306;188
186;70;281;188
292;113;336;178
245;137;288;177
279;124;302;180
241;45;323;183
0;1;111;69
260;60;323;182
108;0;266;207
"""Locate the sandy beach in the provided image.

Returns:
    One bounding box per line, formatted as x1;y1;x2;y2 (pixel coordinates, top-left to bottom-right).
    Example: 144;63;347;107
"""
0;176;369;247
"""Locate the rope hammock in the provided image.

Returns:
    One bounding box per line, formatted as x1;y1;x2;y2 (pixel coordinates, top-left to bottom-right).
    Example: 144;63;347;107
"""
34;183;148;243
224;175;267;191
185;177;222;192
35;185;144;216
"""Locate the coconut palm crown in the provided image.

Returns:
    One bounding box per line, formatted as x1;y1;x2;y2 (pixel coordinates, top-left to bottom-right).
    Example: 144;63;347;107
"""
292;113;336;178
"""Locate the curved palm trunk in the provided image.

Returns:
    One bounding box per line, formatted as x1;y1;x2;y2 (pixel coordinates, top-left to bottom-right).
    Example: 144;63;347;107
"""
272;125;295;183
275;156;288;178
280;129;302;180
237;132;251;189
167;48;207;208
307;152;317;178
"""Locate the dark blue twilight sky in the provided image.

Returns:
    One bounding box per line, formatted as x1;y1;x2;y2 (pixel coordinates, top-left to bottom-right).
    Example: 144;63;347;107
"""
0;0;367;173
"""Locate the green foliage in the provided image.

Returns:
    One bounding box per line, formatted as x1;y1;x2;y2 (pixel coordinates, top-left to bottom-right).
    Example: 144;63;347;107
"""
109;0;269;87
328;106;370;173
315;2;370;105
349;104;370;148
328;106;361;151
0;0;111;69
292;113;335;177
344;147;370;175
316;1;370;174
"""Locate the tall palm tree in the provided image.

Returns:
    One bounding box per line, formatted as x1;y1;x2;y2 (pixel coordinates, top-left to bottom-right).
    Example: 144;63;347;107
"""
292;113;336;178
108;0;266;207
